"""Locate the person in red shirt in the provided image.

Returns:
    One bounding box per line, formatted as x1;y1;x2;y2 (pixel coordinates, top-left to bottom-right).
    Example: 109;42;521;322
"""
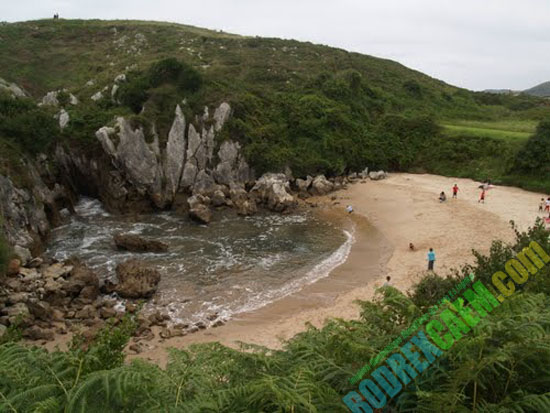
452;184;459;199
479;190;486;203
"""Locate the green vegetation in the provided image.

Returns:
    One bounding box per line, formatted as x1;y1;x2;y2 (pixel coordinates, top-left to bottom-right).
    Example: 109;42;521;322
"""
0;19;549;188
524;81;550;98
1;223;550;411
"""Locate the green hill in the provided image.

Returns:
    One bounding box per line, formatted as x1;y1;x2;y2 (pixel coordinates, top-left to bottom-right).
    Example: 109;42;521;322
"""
524;81;550;97
0;19;549;185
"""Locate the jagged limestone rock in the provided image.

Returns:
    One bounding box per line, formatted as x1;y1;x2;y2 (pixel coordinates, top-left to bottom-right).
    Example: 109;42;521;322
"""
251;173;297;212
164;105;186;198
57;109;70;129
213;102;231;132
214;140;253;186
0;78;27;98
114;118;158;194
91;91;103;101
41;91;59;106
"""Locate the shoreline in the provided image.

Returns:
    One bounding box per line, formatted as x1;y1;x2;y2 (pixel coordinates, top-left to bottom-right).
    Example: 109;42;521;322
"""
130;173;545;364
40;172;545;365
128;202;393;364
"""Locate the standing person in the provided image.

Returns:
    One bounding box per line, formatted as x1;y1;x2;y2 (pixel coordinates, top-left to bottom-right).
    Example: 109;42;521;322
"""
452;184;459;199
478;190;485;204
427;248;435;271
540;198;545;213
545;197;550;213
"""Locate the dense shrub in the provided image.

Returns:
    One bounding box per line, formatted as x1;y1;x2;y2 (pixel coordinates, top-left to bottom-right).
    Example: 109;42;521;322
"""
512;119;550;175
0;93;60;154
148;57;202;92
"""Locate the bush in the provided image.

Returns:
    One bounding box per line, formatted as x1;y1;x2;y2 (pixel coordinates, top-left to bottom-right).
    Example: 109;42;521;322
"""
0;93;60;154
512;118;550;175
148;57;202;92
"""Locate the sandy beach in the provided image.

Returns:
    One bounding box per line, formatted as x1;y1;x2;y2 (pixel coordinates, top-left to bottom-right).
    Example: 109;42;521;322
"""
128;173;545;365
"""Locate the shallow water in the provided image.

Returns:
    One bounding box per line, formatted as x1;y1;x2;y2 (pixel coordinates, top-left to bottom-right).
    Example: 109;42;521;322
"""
47;198;351;325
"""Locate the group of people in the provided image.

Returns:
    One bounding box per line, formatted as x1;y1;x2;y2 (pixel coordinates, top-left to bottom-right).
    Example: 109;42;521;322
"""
439;184;460;203
53;13;60;20
439;182;489;203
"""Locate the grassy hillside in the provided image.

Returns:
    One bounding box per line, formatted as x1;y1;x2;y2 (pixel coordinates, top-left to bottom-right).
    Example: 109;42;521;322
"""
524;81;550;98
0;19;549;187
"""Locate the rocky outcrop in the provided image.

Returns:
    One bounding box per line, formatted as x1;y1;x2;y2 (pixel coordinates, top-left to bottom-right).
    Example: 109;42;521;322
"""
187;194;212;224
164;105;186;200
114;233;168;253
295;176;313;193
251;173;297;212
310;175;334;196
0;159;72;251
0;259;102;340
369;170;387;180
0;78;27;98
229;184;257;216
113;260;161;298
55;102;253;218
57;109;70;129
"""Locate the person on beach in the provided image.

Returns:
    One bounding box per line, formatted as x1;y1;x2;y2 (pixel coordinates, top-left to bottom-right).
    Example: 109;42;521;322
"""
427;248;435;271
346;205;354;214
479;190;485;204
540;198;545;213
545;197;550;213
409;242;415;251
439;192;447;202
452;184;459;198
383;276;391;287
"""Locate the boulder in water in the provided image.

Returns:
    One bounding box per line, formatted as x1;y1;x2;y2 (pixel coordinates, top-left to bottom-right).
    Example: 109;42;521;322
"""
113;233;169;253
189;204;212;224
114;259;161;299
251;173;296;212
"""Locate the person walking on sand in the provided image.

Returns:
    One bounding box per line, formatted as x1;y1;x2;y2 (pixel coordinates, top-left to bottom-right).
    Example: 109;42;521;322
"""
427;248;435;271
452;184;459;199
478;190;485;204
545;197;550;213
540;198;545;213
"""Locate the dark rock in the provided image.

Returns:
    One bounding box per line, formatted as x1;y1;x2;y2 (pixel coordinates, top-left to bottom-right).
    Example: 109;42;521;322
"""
113;233;168;253
62;260;100;299
28;301;51;321
75;305;96;319
100;307;117;319
23;326;54;341
114;260;161;299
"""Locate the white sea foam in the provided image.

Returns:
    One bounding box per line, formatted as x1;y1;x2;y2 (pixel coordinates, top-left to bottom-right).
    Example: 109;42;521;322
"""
230;227;355;316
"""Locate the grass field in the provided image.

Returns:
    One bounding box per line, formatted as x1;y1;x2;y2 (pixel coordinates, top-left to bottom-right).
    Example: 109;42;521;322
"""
441;119;537;141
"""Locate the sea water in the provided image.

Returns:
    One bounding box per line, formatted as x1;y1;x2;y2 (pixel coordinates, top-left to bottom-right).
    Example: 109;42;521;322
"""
47;198;351;325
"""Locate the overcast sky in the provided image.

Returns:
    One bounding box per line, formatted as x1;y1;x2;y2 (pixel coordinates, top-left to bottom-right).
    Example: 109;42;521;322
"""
2;0;549;91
